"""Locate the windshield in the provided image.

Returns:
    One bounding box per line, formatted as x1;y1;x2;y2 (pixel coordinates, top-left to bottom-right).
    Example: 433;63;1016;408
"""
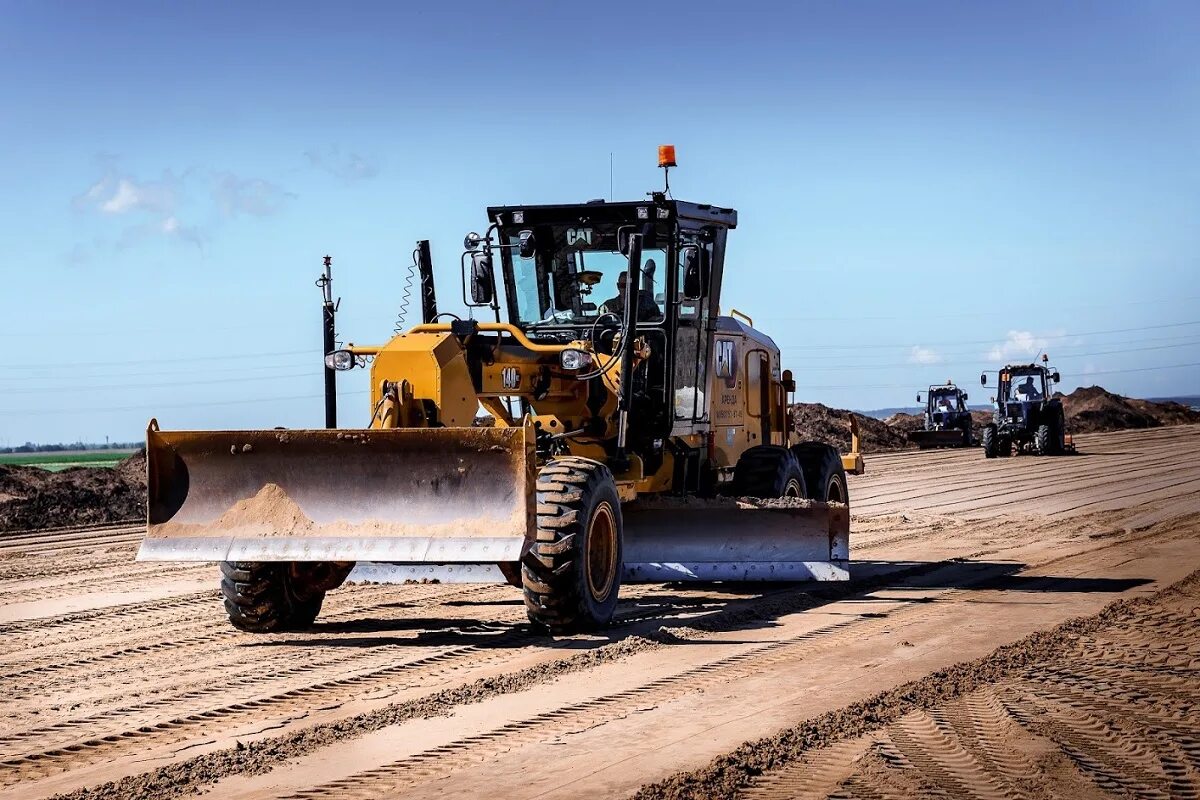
1006;370;1046;401
506;223;667;327
930;390;963;411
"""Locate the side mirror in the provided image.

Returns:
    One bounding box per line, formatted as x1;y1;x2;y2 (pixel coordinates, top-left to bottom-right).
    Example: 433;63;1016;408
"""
469;251;494;305
681;245;708;300
962;392;969;402
782;369;796;393
463;232;482;251
640;221;657;249
1052;371;1061;383
916;393;922;403
617;226;635;256
980;373;987;386
518;230;537;259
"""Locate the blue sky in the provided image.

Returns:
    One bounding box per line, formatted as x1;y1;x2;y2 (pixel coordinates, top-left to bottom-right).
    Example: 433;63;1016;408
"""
2;1;1198;445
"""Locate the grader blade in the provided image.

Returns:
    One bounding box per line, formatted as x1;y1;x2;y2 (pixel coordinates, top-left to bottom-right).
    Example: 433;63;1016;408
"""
621;496;849;582
908;429;969;449
137;421;536;563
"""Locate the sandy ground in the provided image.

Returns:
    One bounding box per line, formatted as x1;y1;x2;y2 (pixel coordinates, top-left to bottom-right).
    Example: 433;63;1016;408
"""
0;425;1196;800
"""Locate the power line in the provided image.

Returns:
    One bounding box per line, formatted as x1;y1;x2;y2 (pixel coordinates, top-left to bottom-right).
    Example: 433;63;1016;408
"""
779;332;1200;362
781;339;1200;372
3;370;323;395
795;360;1200;390
776;320;1200;351
4;349;318;371
755;295;1200;323
5;390;371;417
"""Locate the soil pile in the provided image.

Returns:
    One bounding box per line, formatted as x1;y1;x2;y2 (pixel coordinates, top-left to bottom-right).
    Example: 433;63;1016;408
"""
1061;385;1200;433
0;449;145;533
882;412;923;438
791;403;909;453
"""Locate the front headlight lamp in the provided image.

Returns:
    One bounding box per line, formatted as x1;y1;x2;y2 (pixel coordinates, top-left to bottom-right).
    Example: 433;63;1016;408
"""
560;349;593;371
324;349;356;371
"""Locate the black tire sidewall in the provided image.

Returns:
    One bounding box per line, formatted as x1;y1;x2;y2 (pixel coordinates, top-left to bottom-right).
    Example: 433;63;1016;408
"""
982;425;997;458
1035;424;1051;456
791;443;847;503
573;477;623;626
736;445;807;498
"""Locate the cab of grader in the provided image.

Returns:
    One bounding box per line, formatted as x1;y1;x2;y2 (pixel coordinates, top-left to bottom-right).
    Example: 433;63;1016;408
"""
139;149;864;634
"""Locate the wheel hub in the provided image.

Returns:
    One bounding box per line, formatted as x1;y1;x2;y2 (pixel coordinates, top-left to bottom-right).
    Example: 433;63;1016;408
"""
586;501;618;603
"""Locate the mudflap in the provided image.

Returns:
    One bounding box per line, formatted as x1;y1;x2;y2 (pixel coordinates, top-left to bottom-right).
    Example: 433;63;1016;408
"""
137;419;536;566
620;496;850;582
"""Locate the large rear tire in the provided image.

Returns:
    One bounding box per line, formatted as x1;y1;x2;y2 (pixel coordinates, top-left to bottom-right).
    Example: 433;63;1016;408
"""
734;445;806;498
791;443;848;504
982;424;998;458
522;458;622;634
220;561;350;633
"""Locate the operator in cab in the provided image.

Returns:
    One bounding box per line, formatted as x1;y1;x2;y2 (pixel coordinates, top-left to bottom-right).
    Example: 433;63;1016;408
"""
600;265;663;322
1015;375;1042;401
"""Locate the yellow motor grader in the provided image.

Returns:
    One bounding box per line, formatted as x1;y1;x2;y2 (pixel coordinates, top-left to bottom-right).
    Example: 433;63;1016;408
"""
139;149;864;633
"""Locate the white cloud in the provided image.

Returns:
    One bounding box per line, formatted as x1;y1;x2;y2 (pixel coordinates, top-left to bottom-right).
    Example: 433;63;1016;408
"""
70;164;209;257
214;174;294;217
985;329;1073;363
909;345;941;364
304;146;381;182
77;172;179;216
68;159;293;261
988;330;1041;361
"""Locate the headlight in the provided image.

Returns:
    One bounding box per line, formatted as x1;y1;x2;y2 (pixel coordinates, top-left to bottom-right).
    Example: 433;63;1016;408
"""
324;350;356;371
560;349;593;370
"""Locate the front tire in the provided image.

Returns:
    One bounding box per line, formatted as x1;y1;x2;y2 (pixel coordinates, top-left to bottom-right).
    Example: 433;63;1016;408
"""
734;445;806;498
1034;423;1053;455
522;458;622;634
982;424;998;458
220;561;350;633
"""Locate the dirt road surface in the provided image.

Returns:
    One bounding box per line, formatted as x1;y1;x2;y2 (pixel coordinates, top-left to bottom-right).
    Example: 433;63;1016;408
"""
1;425;1196;800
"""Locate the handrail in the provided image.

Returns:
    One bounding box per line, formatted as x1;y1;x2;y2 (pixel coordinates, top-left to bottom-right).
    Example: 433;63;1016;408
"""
730;308;754;327
743;347;770;420
408;322;569;353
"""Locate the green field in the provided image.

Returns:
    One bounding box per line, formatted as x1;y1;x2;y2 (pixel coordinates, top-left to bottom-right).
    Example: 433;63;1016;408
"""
0;450;136;472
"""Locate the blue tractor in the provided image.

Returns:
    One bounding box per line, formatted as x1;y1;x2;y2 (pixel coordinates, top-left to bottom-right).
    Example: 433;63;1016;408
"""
909;382;974;449
979;356;1075;458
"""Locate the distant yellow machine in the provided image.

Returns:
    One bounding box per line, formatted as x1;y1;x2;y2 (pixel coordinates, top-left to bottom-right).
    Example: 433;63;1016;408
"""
140;148;863;634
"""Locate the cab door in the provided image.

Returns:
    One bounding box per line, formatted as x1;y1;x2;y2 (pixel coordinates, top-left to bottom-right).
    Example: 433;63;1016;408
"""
670;235;713;433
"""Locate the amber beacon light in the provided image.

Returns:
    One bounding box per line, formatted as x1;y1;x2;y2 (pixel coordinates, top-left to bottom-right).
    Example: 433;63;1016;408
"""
657;144;677;168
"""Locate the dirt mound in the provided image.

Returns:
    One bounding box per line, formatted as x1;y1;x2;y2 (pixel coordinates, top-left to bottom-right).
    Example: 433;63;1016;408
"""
1061;385;1200;433
791;403;910;453
882;412;923;438
0;450;145;533
969;409;993;428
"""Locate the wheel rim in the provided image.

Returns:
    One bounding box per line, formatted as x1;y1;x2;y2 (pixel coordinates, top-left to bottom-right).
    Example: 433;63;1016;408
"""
783;478;803;498
586;501;618;603
825;477;844;504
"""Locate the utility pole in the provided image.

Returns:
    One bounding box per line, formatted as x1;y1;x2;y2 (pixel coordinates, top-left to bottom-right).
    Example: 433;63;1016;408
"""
318;256;338;429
